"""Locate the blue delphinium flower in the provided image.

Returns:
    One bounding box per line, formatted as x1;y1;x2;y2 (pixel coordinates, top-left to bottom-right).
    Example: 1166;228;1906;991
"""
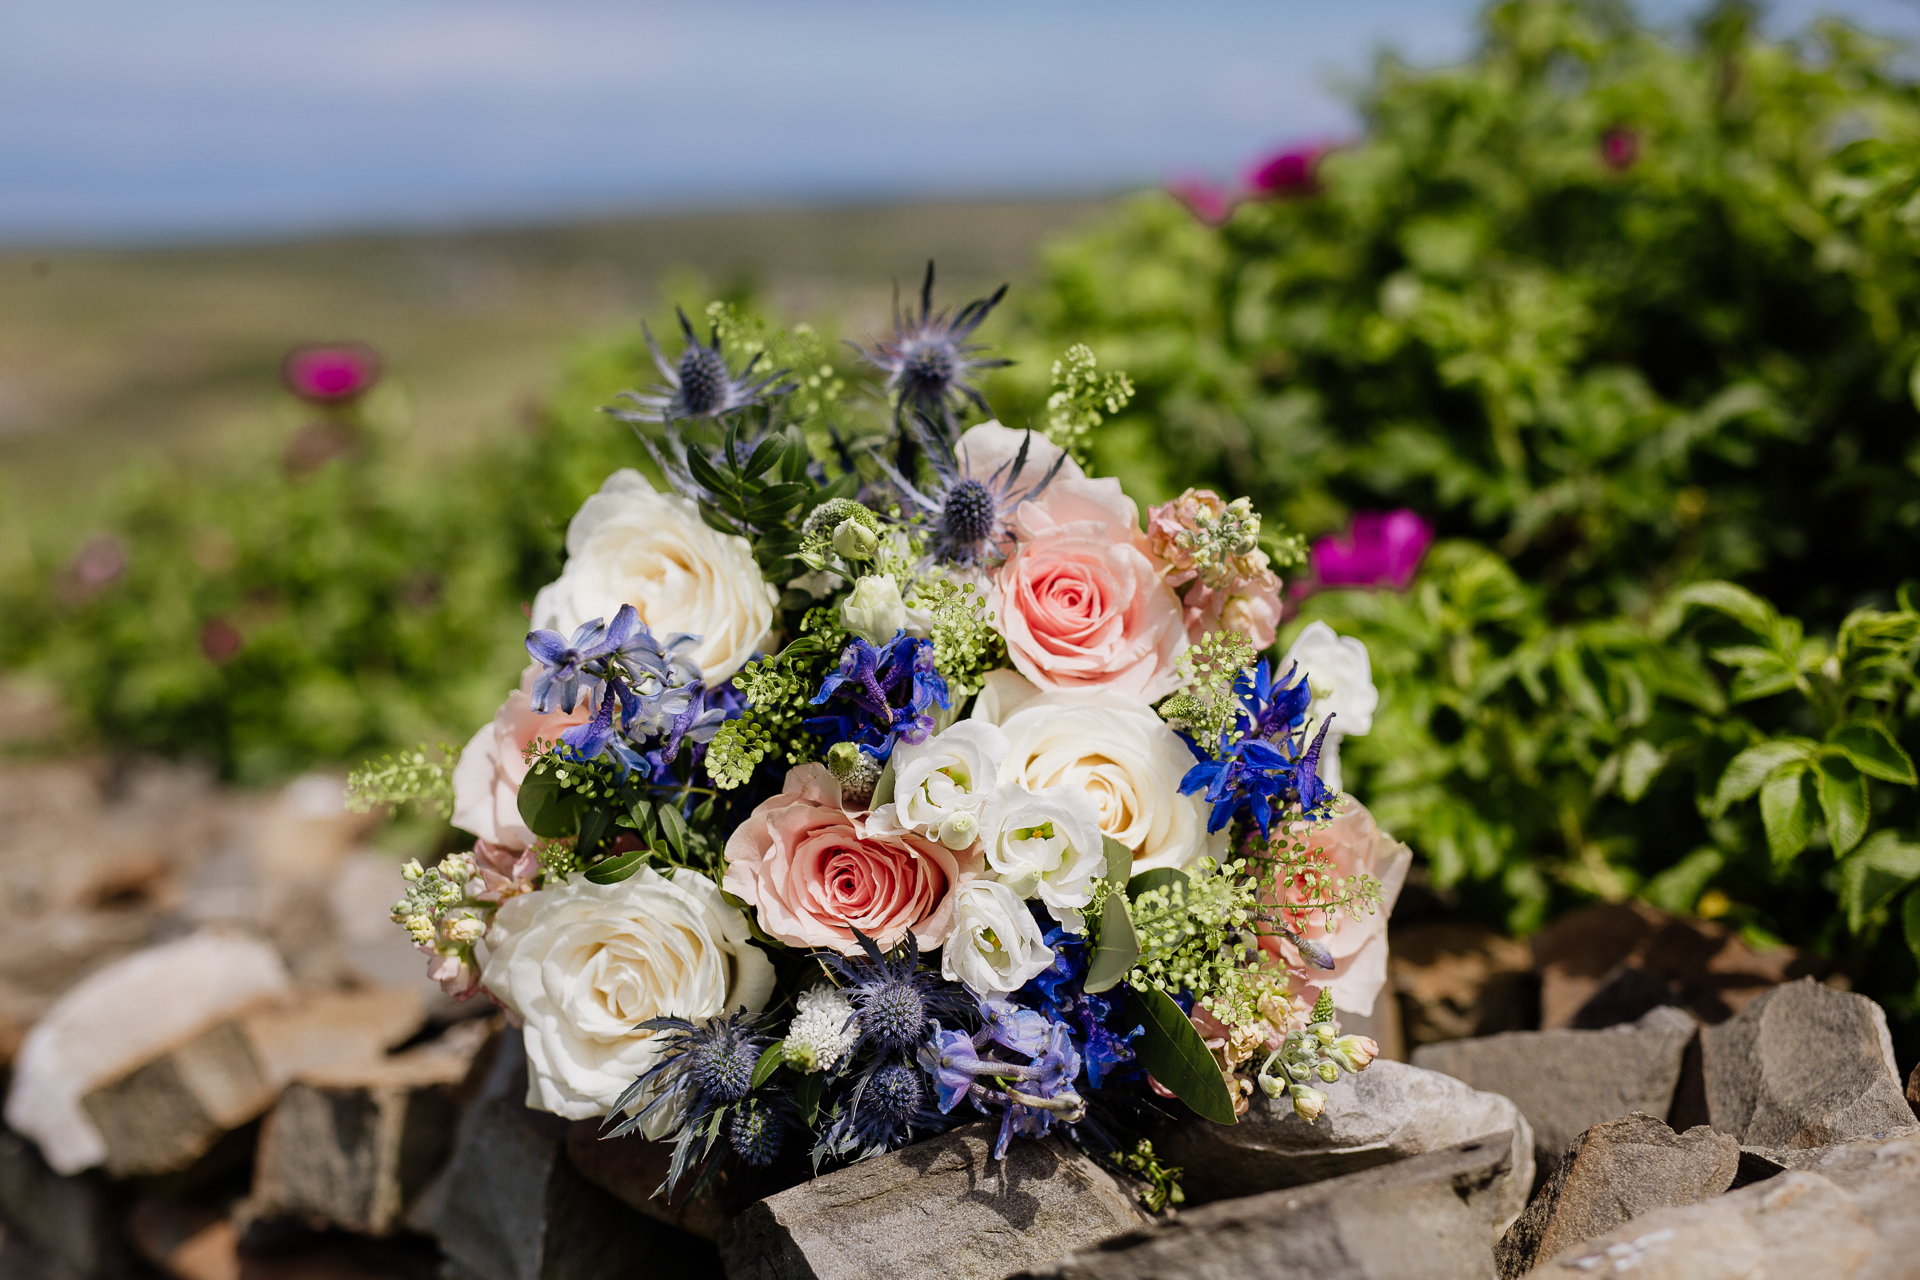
855;261;1009;430
1179;660;1338;837
874;422;1071;567
611;307;793;425
805;633;948;758
525;615;619;714
1018;925;1139;1089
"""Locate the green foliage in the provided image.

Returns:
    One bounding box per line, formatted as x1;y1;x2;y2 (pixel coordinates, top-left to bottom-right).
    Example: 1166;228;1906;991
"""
1043;344;1134;464
1158;628;1257;751
915;578;1006;697
346;744;460;819
1118;982;1238;1124
707;607;846;789
1007;0;1920;1005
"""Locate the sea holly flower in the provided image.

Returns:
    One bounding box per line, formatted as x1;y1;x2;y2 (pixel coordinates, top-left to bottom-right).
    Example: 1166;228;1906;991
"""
819;929;974;1062
855;261;1009;429
877;421;1077;567
613;307;793;424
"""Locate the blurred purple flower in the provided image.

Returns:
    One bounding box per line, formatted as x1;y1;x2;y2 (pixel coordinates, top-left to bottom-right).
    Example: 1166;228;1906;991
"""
1307;510;1433;592
1601;126;1640;172
199;617;243;664
68;534;126;595
283;344;381;404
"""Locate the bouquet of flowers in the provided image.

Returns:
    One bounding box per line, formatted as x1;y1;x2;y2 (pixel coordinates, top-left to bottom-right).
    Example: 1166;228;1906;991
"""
354;266;1410;1207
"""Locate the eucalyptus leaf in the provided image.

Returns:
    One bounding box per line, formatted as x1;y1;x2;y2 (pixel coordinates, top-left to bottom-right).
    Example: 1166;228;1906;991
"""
1129;866;1190;902
1121;985;1236;1124
1100;835;1134;899
516;768;579;840
1084;892;1139;994
584;849;646;885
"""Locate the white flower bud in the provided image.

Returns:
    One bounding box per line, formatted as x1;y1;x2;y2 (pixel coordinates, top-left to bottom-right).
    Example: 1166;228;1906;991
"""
445;915;485;943
1258;1072;1285;1099
839;575;908;645
937;811;979;850
1316;1061;1341;1084
1312;1022;1338;1045
1289;1083;1328;1123
832;517;880;561
402;859;425;881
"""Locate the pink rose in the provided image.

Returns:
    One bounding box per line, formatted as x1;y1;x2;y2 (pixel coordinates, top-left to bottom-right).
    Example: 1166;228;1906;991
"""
990;478;1187;702
452;665;594;851
722;764;980;955
1257;797;1411;1017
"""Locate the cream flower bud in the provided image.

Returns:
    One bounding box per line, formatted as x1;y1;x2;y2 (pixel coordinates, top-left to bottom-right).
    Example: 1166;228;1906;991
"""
1313;1022;1338;1045
1289;1083;1328;1123
445;915;485;943
402;859;425;881
1326;1034;1379;1073
840;575;907;645
1258;1072;1285;1099
832;517;880;561
937;811;979;850
1316;1061;1341;1084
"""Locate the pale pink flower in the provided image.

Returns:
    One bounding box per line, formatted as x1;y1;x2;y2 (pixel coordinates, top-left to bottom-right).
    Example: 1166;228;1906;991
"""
452;665;595;851
468;839;539;904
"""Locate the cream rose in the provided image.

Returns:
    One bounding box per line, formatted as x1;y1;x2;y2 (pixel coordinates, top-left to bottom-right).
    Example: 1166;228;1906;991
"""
988;688;1224;874
531;469;776;684
481;867;775;1126
940;879;1056;995
452;665;594;851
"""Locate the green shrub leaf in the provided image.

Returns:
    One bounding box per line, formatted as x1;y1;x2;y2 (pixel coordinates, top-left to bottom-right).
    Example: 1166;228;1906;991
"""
1828;721;1918;786
1838;831;1920;933
1814;757;1870;857
1712;741;1812;815
1759;765;1815;865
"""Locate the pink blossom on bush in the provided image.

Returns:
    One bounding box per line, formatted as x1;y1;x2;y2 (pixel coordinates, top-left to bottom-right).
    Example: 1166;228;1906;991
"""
1168;177;1238;226
1602;125;1640;171
1305;509;1433;592
722;764;979;955
282;343;381;404
1246;144;1328;196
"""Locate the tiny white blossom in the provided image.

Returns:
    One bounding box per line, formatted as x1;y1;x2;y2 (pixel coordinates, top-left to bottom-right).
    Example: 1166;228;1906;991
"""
783;986;857;1074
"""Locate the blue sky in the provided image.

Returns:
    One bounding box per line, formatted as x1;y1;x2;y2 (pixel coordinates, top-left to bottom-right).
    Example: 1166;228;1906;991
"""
5;1;1919;245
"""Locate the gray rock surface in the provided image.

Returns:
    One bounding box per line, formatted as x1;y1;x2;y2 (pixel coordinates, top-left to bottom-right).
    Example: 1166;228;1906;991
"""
1414;1006;1697;1179
1158;1057;1535;1234
718;1121;1148;1280
0;1127;128;1279
1013;1132;1516;1280
1700;978;1916;1151
411;1032;720;1280
80;1018;278;1178
1494;1112;1737;1278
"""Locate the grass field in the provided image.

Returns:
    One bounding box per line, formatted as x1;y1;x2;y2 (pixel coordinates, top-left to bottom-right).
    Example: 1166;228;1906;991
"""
0;197;1117;547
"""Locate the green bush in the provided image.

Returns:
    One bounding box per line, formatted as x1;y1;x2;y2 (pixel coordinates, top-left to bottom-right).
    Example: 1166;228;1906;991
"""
997;1;1920;994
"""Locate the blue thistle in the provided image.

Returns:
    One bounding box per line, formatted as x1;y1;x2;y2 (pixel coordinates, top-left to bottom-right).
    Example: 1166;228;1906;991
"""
856;261;1009;430
729;1100;785;1168
820;929;973;1062
875;422;1071;566
819;1060;950;1161
603;1009;773;1194
612;307;792;424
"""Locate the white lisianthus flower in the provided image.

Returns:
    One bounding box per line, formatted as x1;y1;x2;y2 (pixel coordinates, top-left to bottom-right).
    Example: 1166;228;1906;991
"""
995;689;1225;874
982;783;1108;932
869;719;1008;849
480;868;775;1130
530;469;776;683
1281;621;1378;794
839;574;908;645
939;879;1056;995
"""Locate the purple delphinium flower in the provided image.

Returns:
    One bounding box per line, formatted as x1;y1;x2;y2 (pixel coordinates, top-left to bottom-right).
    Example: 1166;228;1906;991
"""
916;1008;1090;1160
526;603;723;775
525;614;619;713
806;634;949;758
1304;509;1433;593
855;261;1009;431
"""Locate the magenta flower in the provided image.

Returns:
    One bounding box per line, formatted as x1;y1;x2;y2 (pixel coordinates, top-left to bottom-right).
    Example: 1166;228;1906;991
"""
1168;176;1238;226
1601;126;1640;172
1246;144;1326;197
282;344;380;404
1308;509;1433;592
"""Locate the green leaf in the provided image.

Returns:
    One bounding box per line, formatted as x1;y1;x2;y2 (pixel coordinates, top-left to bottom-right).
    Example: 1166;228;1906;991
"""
868;758;897;810
658;803;690;859
1838;830;1920;933
1814;757;1871;856
1620;739;1666;803
1129;867;1190;902
1120;985;1237;1124
516;768;580;839
1641;846;1724;916
751;1042;786;1090
1100;835;1134;899
584;848;646;885
1828;721;1918;785
794;1073;824;1128
1759;765;1815;865
1669;580;1776;634
1084;892;1138;994
576;806;610;859
627;797;654;834
1712;741;1812;815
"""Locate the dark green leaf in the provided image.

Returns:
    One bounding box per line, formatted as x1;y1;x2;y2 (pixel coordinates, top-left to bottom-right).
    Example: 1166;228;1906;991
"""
693;794;716;825
751;1042;786;1090
1712;741;1811;815
795;1073;824;1128
658;803;689;859
1120;985;1236;1124
575;806;611;859
1084;892;1138;994
516;768;580;839
1669;580;1775;634
1759;765;1815;865
683;448;737;500
1129;867;1190;901
1814;757;1870;856
584;848;647;884
1838;830;1920;933
627;797;654;838
1828;721;1918;786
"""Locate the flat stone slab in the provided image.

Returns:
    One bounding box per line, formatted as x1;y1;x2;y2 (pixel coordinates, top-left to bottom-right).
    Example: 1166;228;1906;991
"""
1700;978;1915;1151
1495;1112;1737;1277
1414;1006;1696;1179
1158;1057;1535;1235
1013;1132;1516;1280
718;1121;1148;1280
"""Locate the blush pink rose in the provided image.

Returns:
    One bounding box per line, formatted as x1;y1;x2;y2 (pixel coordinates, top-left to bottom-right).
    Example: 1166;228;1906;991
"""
990;478;1187;702
452;665;594;851
722;764;980;955
1257;797;1411;1017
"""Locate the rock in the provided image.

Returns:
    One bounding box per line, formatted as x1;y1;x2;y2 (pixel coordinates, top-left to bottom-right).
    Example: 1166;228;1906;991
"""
5;931;291;1175
1158;1057;1535;1234
1494;1113;1737;1277
81;1017;278;1179
1412;1006;1696;1179
1700;977;1916;1151
718;1121;1149;1280
247;1022;486;1236
411;1032;720;1280
1908;1060;1920;1119
1012;1132;1516;1280
127;1197;241;1280
1390;922;1536;1047
564;1124;730;1242
243;987;428;1086
0;1126;129;1278
1532;901;1831;1031
1337;986;1406;1062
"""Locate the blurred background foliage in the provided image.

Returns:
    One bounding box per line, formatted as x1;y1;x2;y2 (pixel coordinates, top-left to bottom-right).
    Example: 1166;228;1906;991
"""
5;0;1920;1004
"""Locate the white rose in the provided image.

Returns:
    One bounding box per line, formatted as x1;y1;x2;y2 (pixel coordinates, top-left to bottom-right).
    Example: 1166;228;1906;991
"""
982;783;1108;931
939;879;1055;995
1282;621;1378;794
870;719;1008;849
531;469;776;684
996;689;1225;874
481;868;775;1128
839;574;907;645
